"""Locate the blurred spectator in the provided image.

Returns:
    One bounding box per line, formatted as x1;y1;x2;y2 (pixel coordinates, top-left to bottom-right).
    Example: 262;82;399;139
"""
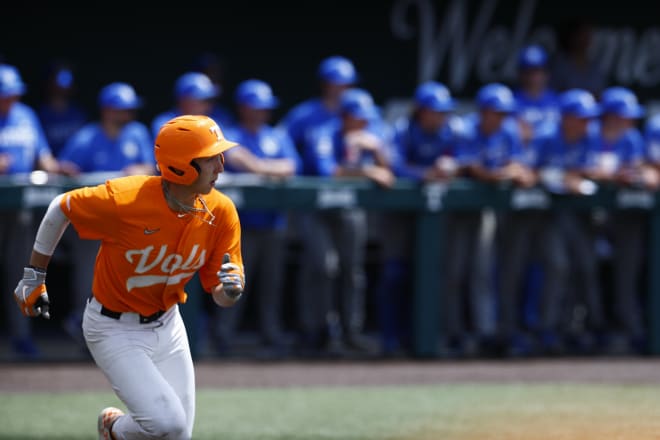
580;86;651;353
549;17;608;98
212;79;301;358
510;44;563;354
189;52;236;128
460;83;535;357
296;88;394;357
56;81;155;347
381;81;467;357
513;44;560;145
151;71;234;138
0;63;62;359
644;112;660;175
36;60;88;157
533;89;607;354
278;55;359;155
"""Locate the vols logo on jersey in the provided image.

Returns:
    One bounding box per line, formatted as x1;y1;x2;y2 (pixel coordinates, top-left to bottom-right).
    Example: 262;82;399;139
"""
124;244;206;291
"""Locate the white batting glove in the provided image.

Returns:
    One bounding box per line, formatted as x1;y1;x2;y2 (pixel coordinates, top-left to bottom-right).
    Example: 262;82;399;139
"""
217;253;244;301
14;266;50;319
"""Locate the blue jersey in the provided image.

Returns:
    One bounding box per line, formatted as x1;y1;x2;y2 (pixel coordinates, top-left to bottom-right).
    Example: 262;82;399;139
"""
37;102;88;157
390;115;464;180
223;124;301;229
513;88;560;139
0;102;53;174
58;121;154;172
458;112;524;171
582;124;645;173
278;98;339;153
302;119;390;177
644;114;660;165
534;124;599;170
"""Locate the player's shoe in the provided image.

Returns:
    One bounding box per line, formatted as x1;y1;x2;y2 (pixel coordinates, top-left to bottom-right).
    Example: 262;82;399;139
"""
97;406;124;440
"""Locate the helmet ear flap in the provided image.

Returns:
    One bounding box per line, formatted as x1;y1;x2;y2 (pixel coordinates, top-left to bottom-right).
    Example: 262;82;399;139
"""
169;166;187;177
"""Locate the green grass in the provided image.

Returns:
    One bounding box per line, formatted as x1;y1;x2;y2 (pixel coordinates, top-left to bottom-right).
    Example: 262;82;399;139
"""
2;383;660;439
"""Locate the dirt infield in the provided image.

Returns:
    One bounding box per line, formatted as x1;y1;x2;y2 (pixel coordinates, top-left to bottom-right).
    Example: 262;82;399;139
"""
3;357;660;392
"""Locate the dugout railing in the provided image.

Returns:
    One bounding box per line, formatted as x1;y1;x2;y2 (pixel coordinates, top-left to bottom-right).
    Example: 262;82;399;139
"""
1;172;659;359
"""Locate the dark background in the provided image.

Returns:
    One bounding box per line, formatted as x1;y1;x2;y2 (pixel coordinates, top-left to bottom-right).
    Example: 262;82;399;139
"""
2;0;660;125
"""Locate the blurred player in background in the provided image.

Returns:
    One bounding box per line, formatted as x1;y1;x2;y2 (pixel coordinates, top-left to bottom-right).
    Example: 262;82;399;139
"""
580;87;655;353
13;114;244;439
460;83;535;357
188;52;236;129
381;81;466;357
513;44;560;146
151;71;234;139
0;63;62;359
296;88;394;357
278;55;359;155
36;59;88;157
213;79;301;358
534;88;608;354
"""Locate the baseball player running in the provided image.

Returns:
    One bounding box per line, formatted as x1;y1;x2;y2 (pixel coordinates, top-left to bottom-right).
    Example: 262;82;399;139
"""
13;115;245;439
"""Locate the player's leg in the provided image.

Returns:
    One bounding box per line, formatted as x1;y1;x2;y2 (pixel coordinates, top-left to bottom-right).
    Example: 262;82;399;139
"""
83;301;192;439
295;211;336;353
1;209;39;358
335;208;370;351
611;210;646;352
535;214;570;353
255;228;289;347
442;212;475;353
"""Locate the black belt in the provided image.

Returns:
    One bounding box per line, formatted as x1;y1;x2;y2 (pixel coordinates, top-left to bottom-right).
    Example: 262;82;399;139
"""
91;295;165;324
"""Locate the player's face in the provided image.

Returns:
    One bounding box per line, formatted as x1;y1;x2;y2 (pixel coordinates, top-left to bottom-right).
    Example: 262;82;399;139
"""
519;67;548;91
479;109;508;135
342;114;369;132
561;115;590;141
417;108;448;132
238;105;271;127
190;153;224;194
0;95;20;115
102;108;136;129
179;97;213;116
321;82;352;101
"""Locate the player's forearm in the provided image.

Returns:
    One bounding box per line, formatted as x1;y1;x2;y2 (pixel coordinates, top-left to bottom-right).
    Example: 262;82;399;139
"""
28;250;52;271
33;194;71;261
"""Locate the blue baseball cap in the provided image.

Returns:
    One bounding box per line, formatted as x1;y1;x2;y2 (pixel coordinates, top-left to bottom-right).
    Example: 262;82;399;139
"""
414;81;455;112
318;56;359;85
235;79;279;109
0;64;27;98
98;82;143;109
559;89;601;118
476;83;517;112
175;72;220;100
600;86;645;118
340;88;379;120
518;44;548;69
55;68;74;89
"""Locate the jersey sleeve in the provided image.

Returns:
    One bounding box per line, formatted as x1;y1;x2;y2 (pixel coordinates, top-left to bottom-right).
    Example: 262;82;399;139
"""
59;182;119;240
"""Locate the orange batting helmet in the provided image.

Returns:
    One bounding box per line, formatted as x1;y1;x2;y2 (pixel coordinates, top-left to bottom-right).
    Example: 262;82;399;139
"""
154;115;237;185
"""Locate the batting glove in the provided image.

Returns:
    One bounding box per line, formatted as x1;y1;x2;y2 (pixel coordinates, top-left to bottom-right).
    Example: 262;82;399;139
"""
217;253;244;301
14;266;50;319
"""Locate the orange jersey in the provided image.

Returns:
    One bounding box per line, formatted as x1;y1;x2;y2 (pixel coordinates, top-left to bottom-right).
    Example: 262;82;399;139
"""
60;175;243;316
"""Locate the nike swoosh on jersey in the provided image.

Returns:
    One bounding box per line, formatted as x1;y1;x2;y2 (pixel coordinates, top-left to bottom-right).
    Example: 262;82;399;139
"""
144;228;160;235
